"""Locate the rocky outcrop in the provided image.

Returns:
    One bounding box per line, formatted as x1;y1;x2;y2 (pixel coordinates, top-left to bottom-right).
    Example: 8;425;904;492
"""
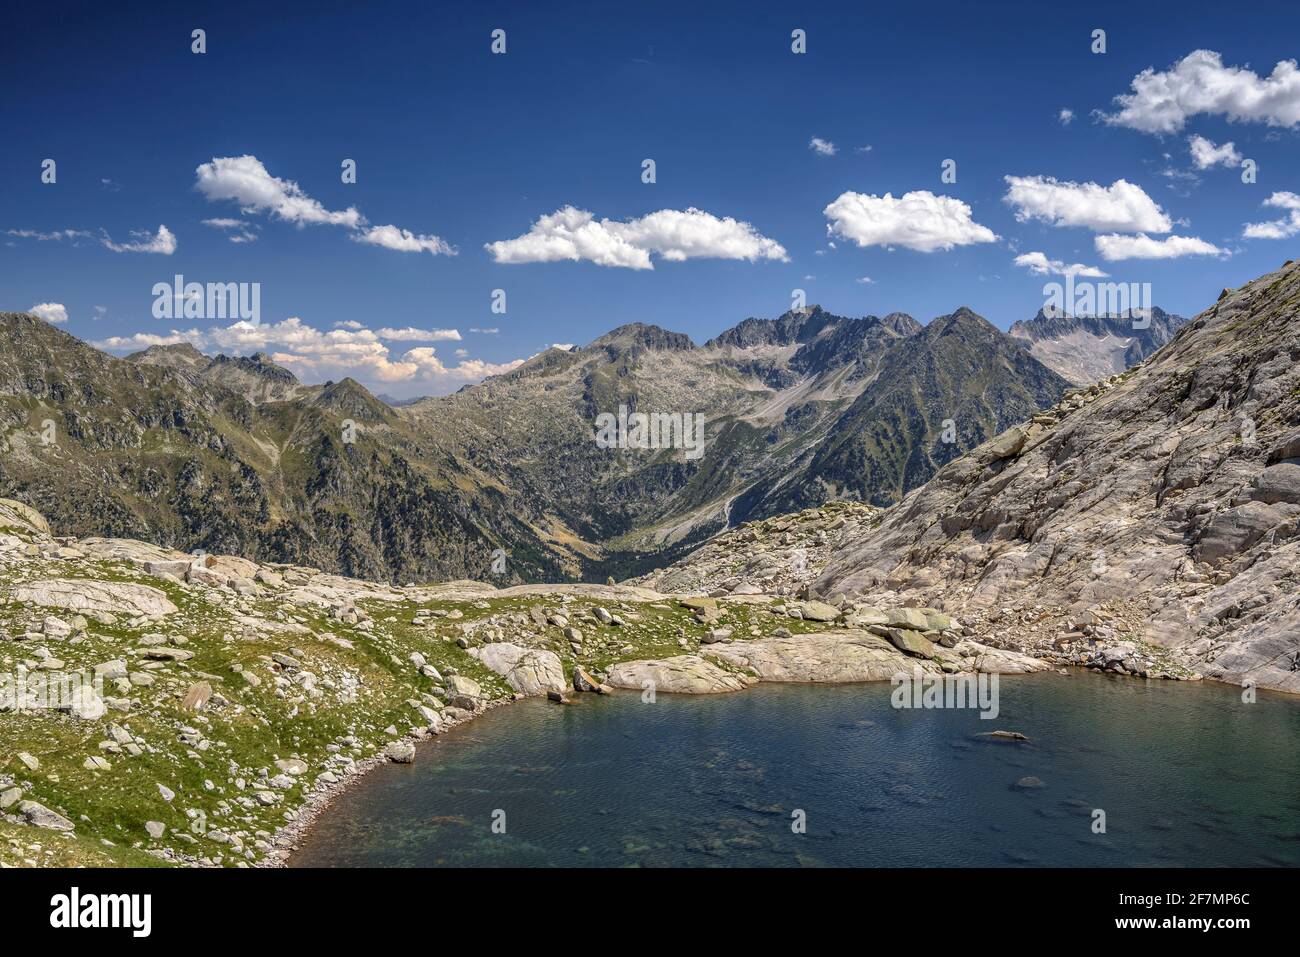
470;643;566;696
605;656;755;694
14;579;178;618
704;631;940;683
810;261;1300;693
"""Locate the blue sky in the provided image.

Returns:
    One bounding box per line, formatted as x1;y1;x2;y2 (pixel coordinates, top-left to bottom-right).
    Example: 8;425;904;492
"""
2;0;1298;396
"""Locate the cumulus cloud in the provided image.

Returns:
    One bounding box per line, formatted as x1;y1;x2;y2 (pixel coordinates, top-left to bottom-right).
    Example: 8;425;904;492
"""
1003;175;1171;233
1013;251;1109;278
1058;108;1075;125
486;206;788;269
351;224;455;256
1242;191;1300;239
1100;50;1300;134
95;316;517;389
809;137;838;156
195;155;452;256
29;302;69;324
823;190;998;253
100;224;177;255
196;156;362;228
94;330;198;349
1094;233;1226;261
1188;134;1243;169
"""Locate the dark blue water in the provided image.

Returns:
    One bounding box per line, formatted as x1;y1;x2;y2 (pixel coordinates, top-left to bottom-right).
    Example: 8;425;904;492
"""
291;673;1300;867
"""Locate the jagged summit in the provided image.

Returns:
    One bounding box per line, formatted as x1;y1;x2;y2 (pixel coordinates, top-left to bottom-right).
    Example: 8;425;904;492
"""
1007;305;1187;385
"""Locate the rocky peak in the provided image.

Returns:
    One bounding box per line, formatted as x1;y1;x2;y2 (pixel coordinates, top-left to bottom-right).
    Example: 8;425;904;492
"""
586;323;695;354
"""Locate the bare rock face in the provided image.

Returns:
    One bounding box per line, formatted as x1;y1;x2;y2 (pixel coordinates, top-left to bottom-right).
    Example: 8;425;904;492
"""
470;643;566;696
813;261;1300;693
0;498;51;537
14;579;178;618
605;655;754;694
703;631;938;683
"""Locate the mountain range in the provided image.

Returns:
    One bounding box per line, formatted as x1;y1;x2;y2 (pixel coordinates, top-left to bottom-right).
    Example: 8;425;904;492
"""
0;300;1184;584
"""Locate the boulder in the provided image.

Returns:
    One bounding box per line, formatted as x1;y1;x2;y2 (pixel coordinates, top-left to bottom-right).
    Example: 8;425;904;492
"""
444;674;482;698
181;681;213;712
986;426;1028;460
678;597;717;613
1249;463;1300;506
18;800;75;831
799;600;841;622
384;741;416;764
470;643;566;696
882;628;937;658
63;684;106;720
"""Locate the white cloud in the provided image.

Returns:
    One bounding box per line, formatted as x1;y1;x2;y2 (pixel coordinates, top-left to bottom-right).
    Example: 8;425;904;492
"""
101;224;177;255
823;190;998;253
351;224;455;256
1101;50;1300;134
386;347;525;384
809;137;838;156
486;206;788;269
29;302;69;324
1188;134;1242;169
95;316;519;388
855;145;873;154
1003;175;1171;233
195;155;451;255
375;327;462;341
94;330;198;349
1094;233;1226;261
202;217;259;243
1058;108;1075;125
469;327;500;335
1242;191;1300;239
1013;251;1108;278
855;276;876;284
195;155;362;228
8;225;175;254
7;228;95;242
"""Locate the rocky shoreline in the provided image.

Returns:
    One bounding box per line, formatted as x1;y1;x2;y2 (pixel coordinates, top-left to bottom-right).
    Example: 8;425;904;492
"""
1;483;1275;869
